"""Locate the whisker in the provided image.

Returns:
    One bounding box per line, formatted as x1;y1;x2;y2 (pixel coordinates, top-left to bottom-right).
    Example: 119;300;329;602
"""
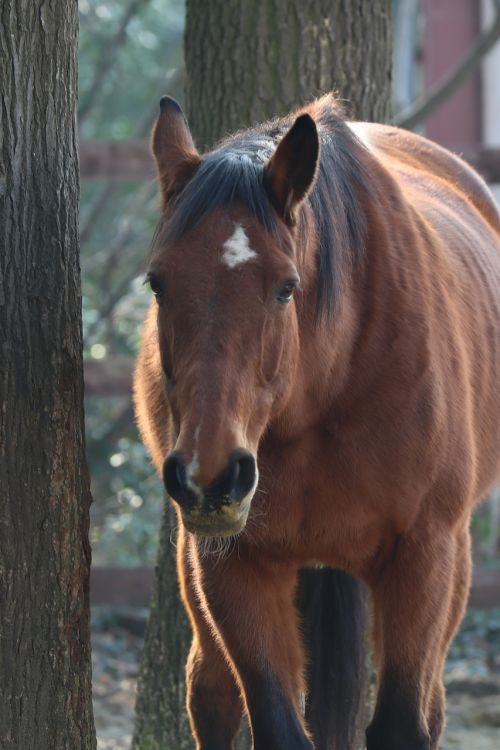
195;532;240;563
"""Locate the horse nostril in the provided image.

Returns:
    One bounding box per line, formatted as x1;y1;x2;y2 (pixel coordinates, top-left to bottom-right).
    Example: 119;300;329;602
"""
163;451;190;505
164;449;257;512
226;450;256;502
227;455;240;489
175;460;184;487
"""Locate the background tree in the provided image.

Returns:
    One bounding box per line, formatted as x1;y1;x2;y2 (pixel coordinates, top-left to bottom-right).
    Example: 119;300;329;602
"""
132;2;392;748
0;2;95;748
185;0;392;149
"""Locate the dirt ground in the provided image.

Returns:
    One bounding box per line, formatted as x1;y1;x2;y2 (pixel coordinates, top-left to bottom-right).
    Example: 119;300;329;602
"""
92;607;500;750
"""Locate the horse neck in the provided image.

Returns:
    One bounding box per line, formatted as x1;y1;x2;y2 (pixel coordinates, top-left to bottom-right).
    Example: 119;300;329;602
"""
278;170;403;437
268;229;365;439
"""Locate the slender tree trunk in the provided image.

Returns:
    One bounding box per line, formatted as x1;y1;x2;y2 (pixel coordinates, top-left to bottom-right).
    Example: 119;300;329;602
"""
133;2;392;748
132;507;192;750
185;0;392;149
0;2;95;748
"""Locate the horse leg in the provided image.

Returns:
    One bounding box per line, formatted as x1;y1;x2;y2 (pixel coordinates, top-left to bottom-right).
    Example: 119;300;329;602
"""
178;527;243;750
189;537;313;750
366;527;464;750
425;528;471;749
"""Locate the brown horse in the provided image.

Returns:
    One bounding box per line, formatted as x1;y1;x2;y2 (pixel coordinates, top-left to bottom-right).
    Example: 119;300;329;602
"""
134;93;500;750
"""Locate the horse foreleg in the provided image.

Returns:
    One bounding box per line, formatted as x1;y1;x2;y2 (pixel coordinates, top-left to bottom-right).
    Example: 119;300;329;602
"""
178;527;243;750
190;540;313;750
366;526;470;750
425;528;471;749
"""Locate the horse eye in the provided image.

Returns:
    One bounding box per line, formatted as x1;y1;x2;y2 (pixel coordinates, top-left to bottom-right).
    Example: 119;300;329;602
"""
147;274;165;303
276;279;299;304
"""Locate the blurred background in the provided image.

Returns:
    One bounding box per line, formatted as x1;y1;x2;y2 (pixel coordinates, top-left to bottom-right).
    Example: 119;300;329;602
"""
79;1;500;748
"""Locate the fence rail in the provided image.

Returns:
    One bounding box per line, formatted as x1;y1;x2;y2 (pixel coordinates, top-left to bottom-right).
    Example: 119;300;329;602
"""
80;141;500;184
90;564;500;608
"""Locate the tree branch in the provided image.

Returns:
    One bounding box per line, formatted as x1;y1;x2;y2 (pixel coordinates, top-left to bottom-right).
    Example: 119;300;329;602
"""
395;2;500;130
84;254;148;346
79;67;184;248
136;66;185;138
79;0;152;124
80;181;115;247
86;401;135;464
84;357;134;397
83;183;156;346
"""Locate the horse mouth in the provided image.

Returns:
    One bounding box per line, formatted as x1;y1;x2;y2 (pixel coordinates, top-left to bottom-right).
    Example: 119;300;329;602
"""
182;505;249;538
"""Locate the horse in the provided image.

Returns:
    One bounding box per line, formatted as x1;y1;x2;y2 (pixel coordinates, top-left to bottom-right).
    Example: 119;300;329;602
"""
134;93;500;750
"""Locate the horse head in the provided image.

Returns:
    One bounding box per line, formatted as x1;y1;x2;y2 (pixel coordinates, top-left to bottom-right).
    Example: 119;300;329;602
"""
147;97;319;536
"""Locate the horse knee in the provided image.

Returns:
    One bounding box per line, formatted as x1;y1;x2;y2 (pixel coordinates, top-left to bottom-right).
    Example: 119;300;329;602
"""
428;711;445;750
427;684;446;750
186;640;242;750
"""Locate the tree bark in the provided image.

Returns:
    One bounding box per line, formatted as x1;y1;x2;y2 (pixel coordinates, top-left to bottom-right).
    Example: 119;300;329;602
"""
0;2;95;748
185;0;392;150
133;2;392;748
132;508;193;750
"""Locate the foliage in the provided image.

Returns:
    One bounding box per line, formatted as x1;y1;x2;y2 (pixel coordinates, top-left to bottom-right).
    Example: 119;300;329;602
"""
80;0;184;565
79;0;184;139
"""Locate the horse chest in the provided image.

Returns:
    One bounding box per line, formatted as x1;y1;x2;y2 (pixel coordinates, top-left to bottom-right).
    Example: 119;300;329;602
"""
256;428;426;566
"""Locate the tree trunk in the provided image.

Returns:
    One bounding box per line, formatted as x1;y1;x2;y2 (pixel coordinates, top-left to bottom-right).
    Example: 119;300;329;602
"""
185;0;392;150
133;2;392;748
132;507;192;750
0;3;95;749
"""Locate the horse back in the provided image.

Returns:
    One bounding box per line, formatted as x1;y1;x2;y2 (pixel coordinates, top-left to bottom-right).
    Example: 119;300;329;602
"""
352;122;499;232
351;123;500;502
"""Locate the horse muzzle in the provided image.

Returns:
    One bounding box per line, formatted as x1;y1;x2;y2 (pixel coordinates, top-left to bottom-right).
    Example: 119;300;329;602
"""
163;448;257;537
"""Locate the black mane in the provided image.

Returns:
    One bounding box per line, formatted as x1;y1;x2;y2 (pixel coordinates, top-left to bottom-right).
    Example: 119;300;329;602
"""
160;99;370;318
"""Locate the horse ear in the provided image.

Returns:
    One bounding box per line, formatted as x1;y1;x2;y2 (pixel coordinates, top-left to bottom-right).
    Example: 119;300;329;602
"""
264;113;319;225
151;96;201;207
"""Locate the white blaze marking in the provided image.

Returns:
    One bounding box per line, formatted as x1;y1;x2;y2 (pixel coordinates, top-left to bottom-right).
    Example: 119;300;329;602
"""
222;224;257;269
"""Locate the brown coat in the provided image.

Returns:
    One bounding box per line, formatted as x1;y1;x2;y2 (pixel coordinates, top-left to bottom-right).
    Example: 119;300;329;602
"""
134;95;500;750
